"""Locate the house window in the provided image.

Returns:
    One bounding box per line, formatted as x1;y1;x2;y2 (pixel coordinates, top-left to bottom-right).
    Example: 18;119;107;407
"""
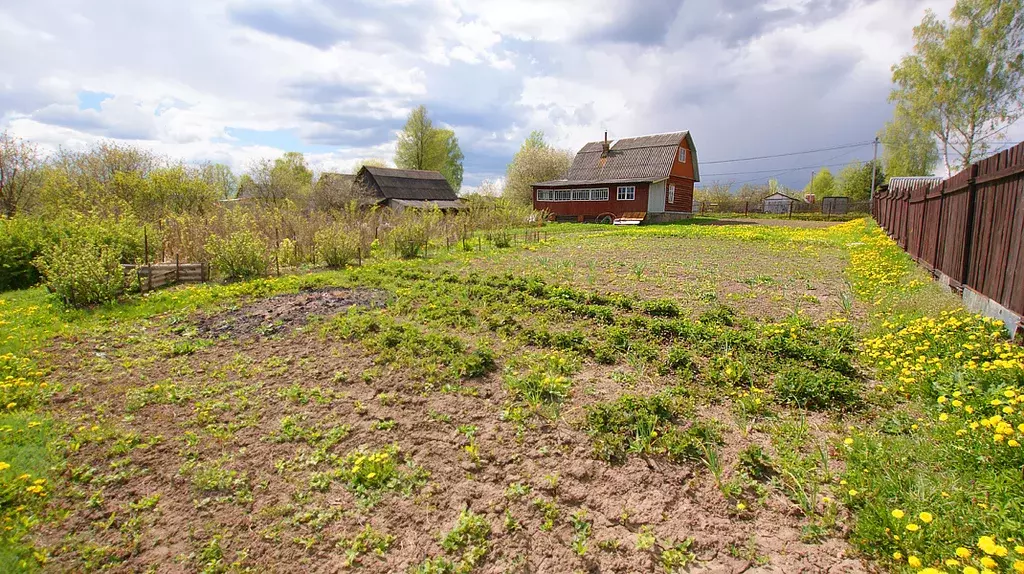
678;148;687;163
668;184;676;203
617;186;636;201
537;188;609;202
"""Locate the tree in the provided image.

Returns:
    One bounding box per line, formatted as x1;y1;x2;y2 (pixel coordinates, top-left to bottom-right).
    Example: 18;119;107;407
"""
199;163;239;200
352;158;389;172
394;105;465;192
804;169;837;198
241;152;313;206
0;130;42;217
835;160;886;201
880;109;940;177
890;0;1024;175
502;131;573;205
694;182;733;204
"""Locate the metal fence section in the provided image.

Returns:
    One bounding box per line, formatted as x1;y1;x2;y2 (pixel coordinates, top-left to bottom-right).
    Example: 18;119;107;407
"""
691;199;870;218
872;142;1024;321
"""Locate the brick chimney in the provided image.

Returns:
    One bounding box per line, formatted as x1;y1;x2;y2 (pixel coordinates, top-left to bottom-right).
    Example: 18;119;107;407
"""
601;131;610;157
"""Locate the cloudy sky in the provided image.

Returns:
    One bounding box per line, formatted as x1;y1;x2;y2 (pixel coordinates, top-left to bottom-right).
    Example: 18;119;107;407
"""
4;0;1015;192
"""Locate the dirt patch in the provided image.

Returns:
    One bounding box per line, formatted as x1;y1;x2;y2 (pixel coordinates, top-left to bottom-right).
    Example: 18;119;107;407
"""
195;287;387;338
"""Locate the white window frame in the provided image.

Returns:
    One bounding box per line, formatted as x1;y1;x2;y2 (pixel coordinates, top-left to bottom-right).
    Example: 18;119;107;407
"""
668;184;676;203
617;186;636;201
678;148;687;163
536;188;609;202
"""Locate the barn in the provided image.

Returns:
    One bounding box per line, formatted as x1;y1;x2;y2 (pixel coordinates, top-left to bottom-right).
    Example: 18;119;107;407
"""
328;166;464;212
532;131;699;224
762;192;800;214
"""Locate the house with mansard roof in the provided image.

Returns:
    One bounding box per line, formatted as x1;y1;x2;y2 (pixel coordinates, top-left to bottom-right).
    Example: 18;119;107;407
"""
532;131;699;224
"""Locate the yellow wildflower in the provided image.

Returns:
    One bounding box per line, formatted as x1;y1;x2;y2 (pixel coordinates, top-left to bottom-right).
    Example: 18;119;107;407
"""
919;512;933;524
908;555;922;568
891;509;905;519
906;523;920;532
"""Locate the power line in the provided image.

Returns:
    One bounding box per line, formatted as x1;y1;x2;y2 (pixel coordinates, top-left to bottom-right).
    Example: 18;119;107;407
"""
704;146;867;186
701;141;874;165
703;158;870;178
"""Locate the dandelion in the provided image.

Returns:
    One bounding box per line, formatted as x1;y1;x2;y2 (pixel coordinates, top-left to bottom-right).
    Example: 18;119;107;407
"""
919;512;933;524
891;509;905;519
0;461;9;471
844;437;854;445
893;552;903;560
908;555;922;568
906;523;920;532
963;567;979;574
736;502;746;511
848;489;858;496
957;548;972;559
980;557;998;569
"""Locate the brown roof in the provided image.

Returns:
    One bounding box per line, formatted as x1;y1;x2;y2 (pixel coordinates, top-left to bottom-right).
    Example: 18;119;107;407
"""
536;131;698;187
358;166;458;201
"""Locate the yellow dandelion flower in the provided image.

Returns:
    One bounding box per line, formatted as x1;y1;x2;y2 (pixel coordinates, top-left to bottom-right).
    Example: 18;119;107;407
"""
0;462;9;471
963;567;980;574
844;437;854;445
893;552;903;560
906;523;920;532
981;556;998;569
908;555;922;568
919;512;933;524
957;547;972;559
892;509;905;519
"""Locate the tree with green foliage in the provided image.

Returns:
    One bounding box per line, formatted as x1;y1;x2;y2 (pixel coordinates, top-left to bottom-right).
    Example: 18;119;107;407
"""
835;160;886;201
394;105;464;192
241;152;313;206
890;0;1024;175
502;130;573;205
0;130;43;217
880;108;940;177
199;163;239;200
804;169;836;198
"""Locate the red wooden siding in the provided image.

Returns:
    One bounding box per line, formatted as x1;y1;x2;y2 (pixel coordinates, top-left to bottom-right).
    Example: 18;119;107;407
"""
873;142;1024;318
666;177;694;212
669;142;695;180
533;182;650;219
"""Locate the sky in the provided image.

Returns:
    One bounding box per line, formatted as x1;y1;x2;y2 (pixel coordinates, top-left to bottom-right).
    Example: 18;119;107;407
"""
3;0;1018;193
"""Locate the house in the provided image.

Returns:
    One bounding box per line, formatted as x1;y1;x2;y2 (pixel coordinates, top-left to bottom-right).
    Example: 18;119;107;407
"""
532;131;700;224
350;166;464;212
762;192;800;214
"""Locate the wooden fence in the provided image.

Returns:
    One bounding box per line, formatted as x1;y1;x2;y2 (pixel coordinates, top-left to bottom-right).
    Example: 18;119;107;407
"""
124;262;210;292
872;142;1024;321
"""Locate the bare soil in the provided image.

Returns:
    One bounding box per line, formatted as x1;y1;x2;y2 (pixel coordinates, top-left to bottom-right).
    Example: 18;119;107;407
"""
194;287;388;338
36;306;870;573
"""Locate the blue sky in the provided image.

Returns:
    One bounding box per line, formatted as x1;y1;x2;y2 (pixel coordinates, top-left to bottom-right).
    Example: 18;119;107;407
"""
5;0;1012;192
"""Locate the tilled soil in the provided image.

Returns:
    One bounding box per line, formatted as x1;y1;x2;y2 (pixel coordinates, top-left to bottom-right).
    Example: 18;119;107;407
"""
37;322;870;573
194;287;388;338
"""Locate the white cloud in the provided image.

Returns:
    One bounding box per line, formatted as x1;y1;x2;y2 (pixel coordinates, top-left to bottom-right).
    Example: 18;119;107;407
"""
3;0;1017;191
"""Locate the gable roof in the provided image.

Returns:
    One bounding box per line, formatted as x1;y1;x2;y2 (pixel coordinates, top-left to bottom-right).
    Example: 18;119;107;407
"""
358;166;458;201
537;131;698;187
887;176;942;194
763;192;800;202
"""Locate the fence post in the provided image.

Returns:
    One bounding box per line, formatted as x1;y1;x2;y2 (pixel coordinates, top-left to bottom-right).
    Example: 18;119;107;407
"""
744;202;748;217
175;255;180;284
788;203;793;219
960;165;980;286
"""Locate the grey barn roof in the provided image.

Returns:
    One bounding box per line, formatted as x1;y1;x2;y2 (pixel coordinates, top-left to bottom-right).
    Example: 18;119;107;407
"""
887;176;942;194
359;166;459;201
536;131;697;187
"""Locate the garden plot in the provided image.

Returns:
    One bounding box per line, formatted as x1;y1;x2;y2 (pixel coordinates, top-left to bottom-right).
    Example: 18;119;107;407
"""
450;230;852;322
32;261;868;573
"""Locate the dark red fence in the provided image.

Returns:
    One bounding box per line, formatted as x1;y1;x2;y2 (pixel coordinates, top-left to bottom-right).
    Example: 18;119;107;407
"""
873;143;1024;317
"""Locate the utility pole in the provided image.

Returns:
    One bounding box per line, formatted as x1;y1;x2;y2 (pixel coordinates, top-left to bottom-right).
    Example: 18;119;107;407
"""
870;136;880;203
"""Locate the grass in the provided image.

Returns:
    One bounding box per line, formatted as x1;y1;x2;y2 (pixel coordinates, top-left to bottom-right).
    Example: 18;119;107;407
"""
1;217;1021;572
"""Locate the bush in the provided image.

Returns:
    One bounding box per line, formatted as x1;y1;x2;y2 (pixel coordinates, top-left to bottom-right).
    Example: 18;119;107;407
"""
773;367;861;411
315;224;360;269
206;230;268;281
640;298;681;318
0;218;50;291
34;237;132;308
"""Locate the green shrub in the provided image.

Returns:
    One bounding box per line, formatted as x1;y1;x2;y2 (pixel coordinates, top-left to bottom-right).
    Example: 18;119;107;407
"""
315;224;360;268
33;237;132;308
0;218;51;291
206;230;268;281
773;367;860;411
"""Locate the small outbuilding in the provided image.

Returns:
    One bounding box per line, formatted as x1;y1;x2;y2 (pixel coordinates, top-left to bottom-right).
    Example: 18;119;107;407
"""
762;192;800;214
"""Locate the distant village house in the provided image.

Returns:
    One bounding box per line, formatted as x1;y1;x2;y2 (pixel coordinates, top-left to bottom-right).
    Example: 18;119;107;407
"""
532;131;699;224
762;192;801;214
315;166;464;212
